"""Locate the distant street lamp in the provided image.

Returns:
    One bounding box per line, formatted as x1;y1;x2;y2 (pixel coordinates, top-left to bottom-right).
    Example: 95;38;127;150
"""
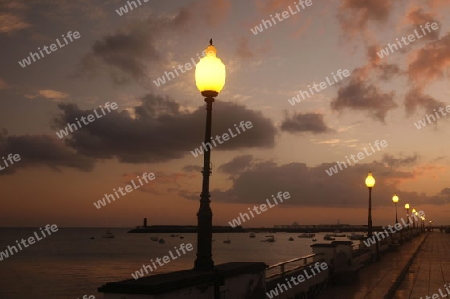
412;208;417;229
365;172;375;237
405;203;410;230
392;193;399;224
429;220;433;231
194;39;226;271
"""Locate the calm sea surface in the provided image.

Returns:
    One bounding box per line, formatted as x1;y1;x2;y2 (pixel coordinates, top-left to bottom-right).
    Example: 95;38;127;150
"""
0;228;346;299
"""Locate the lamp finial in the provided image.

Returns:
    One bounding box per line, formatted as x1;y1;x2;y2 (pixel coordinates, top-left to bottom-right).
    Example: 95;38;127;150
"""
209;38;213;46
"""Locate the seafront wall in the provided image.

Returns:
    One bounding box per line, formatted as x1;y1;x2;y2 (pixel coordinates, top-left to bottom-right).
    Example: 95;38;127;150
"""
99;229;425;299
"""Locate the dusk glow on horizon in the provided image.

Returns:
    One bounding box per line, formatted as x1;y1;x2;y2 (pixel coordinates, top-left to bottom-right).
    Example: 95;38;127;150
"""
1;0;450;228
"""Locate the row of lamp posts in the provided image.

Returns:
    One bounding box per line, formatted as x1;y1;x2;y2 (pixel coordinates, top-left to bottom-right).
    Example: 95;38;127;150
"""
364;172;430;261
192;40;432;270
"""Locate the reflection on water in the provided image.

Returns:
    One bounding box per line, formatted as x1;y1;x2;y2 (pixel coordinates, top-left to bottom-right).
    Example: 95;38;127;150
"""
0;228;345;299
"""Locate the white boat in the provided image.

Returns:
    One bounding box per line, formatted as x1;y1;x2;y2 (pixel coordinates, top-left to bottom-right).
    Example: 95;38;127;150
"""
332;233;346;237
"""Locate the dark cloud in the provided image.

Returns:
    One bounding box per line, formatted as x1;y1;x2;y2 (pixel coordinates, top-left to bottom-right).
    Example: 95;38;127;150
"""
376;64;403;81
331;76;397;122
0;131;95;175
366;45;403;80
218;155;253;174
428;188;450;205
280;113;333;134
194;156;450;207
404;87;445;116
407;8;440;40
52;94;276;163
77;0;231;85
77;15;184;85
381;154;419;167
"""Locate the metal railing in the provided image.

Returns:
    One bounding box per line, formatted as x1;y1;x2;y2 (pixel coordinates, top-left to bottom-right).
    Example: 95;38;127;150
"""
266;253;324;279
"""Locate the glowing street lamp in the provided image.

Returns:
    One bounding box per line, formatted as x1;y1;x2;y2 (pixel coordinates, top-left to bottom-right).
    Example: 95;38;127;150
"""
193;39;226;271
405;203;410;230
365;172;375;237
412;208;417;229
365;172;379;260
392;193;399;224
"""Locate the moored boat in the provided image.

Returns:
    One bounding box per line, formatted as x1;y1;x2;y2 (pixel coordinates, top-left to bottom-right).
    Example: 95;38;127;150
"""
324;234;335;241
298;233;315;238
102;230;115;239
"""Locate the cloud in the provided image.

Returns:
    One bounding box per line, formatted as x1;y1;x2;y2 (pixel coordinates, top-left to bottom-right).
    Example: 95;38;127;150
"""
337;0;394;39
331;75;397;122
78;0;231;86
0;131;95;175
380;153;419;167
406;7;440;40
404;87;445;116
218;155;253;174
407;32;450;87
78;23;167;85
366;45;403;80
52;94;276;163
203;155;450;207
255;0;295;13
38;89;69;100
280;112;333;134
0;12;29;34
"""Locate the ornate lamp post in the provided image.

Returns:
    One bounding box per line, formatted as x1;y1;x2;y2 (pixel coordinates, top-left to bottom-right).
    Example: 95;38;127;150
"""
194;39;226;271
412;208;417;229
392;193;399;224
365;172;375;237
365;172;379;261
429;220;432;231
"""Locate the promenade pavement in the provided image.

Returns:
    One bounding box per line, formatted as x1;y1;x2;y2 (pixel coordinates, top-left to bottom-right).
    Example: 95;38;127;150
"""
317;232;426;299
394;231;450;299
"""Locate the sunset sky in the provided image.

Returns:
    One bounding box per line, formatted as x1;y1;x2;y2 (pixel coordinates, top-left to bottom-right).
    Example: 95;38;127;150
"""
1;0;450;228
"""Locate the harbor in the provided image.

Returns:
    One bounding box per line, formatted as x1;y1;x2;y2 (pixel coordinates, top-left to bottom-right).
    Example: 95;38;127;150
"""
98;227;444;298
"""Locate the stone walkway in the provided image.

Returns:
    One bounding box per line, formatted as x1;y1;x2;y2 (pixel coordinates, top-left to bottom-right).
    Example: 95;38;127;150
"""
394;232;450;299
317;232;427;299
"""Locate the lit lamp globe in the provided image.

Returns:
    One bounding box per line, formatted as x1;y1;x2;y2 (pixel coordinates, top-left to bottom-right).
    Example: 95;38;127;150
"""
405;203;410;209
365;172;375;188
412;208;416;214
195;39;226;98
392;194;399;203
